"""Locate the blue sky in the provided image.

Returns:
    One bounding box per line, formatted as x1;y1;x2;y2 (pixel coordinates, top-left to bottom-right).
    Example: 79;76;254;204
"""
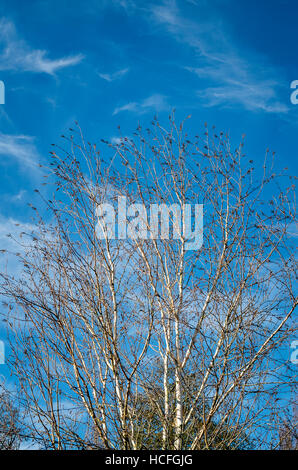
0;0;297;378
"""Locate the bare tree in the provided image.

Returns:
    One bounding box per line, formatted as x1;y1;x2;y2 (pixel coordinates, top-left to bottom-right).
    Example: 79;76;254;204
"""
278;400;298;450
1;116;296;449
0;387;21;450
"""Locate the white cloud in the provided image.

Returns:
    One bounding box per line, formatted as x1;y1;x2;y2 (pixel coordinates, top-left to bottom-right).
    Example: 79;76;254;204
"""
113;93;168;115
0;133;40;169
110;136;122;144
11;189;27;202
196;82;288;114
98;67;129;82
86;0;136;15
0;18;83;75
19;441;40;450
0;215;37;276
0;216;34;250
284;221;298;239
151;0;180;28
149;0;203;49
106;0;136;11
148;0;288;114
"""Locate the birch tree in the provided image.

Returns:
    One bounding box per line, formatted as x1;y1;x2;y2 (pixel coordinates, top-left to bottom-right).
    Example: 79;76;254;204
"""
1;116;296;449
0;388;21;450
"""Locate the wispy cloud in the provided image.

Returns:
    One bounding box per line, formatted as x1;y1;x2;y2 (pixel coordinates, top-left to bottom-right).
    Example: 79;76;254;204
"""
110;0;136;11
11;189;27;202
148;0;288;114
0;215;37;276
149;0;203;49
0;18;83;75
113;93;168;115
98;67;129;82
196;82;289;114
110;136;123;144
0;216;34;250
285;221;298;239
87;0;136;15
0;133;40;169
